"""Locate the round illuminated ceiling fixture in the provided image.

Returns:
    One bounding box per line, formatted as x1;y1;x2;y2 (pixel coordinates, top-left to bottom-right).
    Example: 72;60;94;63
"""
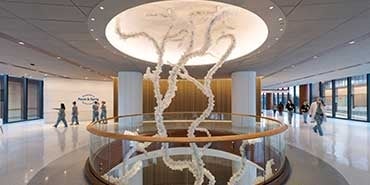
105;0;269;66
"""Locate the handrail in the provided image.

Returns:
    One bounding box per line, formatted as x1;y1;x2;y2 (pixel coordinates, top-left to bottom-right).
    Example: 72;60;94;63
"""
86;112;288;143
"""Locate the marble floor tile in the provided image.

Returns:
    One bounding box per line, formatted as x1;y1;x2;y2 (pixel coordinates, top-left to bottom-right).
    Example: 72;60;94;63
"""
0;112;369;185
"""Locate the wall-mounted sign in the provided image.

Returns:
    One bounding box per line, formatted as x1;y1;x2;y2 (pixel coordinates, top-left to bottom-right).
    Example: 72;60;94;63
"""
77;94;99;105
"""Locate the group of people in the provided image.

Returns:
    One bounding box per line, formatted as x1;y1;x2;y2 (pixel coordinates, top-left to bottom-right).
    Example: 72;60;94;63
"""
54;101;108;128
272;97;327;136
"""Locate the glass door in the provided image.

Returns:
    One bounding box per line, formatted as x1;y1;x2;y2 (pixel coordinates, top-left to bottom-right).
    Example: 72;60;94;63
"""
323;81;333;117
0;76;4;121
351;75;367;121
334;78;348;118
7;77;25;122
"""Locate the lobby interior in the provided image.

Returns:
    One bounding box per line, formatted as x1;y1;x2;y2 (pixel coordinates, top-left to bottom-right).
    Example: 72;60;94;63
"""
1;0;370;185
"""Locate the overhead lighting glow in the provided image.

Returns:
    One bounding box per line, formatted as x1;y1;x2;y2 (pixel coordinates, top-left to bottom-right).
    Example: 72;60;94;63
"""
275;37;279;40
313;55;318;59
280;28;283;31
348;41;355;44
90;28;94;32
278;17;283;21
18;41;25;45
95;38;99;41
99;6;104;10
105;0;269;66
57;56;61;60
269;6;274;10
91;17;95;21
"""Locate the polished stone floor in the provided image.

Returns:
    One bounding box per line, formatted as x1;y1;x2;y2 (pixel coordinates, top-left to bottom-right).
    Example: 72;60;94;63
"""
0;112;369;185
0;121;90;185
267;111;370;185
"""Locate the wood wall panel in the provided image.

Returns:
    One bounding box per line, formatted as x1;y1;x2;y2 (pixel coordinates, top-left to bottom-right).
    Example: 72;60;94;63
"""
113;77;118;122
143;79;231;113
266;93;273;110
256;77;262;121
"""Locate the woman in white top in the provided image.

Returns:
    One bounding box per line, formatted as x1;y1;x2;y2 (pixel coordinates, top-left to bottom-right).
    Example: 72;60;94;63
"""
309;97;327;136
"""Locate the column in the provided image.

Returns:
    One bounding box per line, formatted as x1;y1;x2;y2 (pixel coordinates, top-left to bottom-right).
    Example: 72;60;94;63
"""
232;71;256;115
231;72;258;184
118;71;143;127
266;93;273;110
299;84;309;112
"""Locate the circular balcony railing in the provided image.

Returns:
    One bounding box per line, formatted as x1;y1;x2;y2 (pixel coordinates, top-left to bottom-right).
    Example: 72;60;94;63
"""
85;112;289;185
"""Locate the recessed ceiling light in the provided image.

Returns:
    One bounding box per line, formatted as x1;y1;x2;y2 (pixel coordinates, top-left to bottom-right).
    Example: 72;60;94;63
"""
278;17;283;21
313;56;318;59
280;28;284;31
57;56;61;60
348;41;355;44
99;6;104;10
91;17;95;21
269;6;274;10
18;41;25;45
90;28;94;32
95;38;99;41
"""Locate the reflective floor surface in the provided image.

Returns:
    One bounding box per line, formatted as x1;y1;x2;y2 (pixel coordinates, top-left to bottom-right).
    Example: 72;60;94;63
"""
0;120;90;185
268;111;370;185
0;112;369;185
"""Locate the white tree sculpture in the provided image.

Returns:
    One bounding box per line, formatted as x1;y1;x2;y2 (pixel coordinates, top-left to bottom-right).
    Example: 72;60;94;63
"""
106;8;271;185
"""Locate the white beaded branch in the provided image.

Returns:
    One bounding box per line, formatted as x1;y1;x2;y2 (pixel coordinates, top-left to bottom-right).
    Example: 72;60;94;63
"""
108;10;268;185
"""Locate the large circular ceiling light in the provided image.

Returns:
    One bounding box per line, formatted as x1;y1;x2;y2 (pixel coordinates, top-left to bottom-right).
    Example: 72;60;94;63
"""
105;0;269;66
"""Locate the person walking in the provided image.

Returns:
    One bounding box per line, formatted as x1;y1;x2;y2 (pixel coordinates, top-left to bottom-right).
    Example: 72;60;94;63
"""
70;101;79;125
54;103;67;128
310;98;327;136
100;101;107;124
273;103;277;116
300;101;310;124
309;97;326;136
286;100;295;124
92;101;99;122
277;102;284;116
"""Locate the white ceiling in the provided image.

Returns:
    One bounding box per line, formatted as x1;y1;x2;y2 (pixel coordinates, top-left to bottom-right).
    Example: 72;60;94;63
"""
0;0;369;87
